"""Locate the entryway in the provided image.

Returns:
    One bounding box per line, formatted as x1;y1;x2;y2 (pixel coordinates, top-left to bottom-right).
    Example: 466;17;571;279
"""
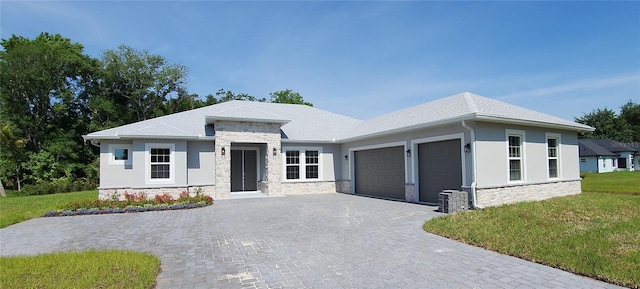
231;149;258;192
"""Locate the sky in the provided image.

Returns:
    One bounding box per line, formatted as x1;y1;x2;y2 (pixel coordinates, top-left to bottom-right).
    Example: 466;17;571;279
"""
1;1;639;121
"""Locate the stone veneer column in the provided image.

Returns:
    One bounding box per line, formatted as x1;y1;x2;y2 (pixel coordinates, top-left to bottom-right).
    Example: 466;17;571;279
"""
214;138;231;199
214;120;283;198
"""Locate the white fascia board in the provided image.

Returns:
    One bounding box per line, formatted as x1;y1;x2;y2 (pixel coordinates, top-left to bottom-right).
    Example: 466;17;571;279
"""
85;135;203;141
474;114;595;132
205;116;291;124
281;139;337;144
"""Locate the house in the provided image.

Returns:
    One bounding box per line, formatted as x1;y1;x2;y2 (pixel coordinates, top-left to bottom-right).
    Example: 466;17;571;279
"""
578;139;639;173
83;92;594;208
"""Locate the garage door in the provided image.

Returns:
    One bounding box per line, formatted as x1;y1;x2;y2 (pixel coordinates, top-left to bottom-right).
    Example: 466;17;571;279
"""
418;139;462;203
354;146;405;200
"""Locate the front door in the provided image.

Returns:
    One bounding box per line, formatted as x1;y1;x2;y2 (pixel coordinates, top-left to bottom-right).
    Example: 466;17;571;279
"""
231;150;258;192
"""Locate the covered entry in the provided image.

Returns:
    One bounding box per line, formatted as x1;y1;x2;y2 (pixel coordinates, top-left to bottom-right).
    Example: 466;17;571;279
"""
354;146;405;200
418;139;462;203
231;149;258;192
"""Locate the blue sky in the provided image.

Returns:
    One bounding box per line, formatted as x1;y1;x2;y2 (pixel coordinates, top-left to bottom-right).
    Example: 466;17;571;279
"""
2;1;639;121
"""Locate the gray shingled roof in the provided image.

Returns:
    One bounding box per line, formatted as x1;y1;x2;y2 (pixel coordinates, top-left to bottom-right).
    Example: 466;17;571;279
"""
589;139;639;153
84;92;593;143
579;139;620;157
339;92;593;141
85;100;362;142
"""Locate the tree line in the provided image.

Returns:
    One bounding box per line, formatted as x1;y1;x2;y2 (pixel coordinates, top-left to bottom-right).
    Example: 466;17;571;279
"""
0;32;311;193
575;101;640;143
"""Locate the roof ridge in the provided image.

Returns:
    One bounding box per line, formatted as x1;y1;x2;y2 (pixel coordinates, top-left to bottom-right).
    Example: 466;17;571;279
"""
463;92;479;114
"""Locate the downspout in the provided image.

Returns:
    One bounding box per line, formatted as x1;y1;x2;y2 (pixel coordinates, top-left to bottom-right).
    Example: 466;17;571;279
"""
461;120;483;209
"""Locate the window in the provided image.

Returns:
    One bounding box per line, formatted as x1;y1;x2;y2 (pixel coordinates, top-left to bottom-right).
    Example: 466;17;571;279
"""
285;150;300;180
506;130;524;182
283;147;321;181
580;158;586;163
146;143;174;183
547;136;559;179
150;148;170;179
305;150;319;179
108;144;132;165
114;148;128;161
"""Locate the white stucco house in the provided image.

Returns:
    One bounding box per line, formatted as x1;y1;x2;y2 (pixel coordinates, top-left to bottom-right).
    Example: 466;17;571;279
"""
83;92;594;208
579;139;639;173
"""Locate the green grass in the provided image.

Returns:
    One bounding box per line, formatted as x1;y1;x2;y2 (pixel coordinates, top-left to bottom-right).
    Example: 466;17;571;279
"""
581;171;640;194
0;250;160;289
424;192;640;288
0;190;97;228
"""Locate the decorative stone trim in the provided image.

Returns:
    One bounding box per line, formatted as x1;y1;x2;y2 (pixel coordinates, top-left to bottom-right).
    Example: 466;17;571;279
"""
336;180;351;194
99;186;216;201
214;120;283;199
405;183;415;202
476;180;581;207
280;181;337;195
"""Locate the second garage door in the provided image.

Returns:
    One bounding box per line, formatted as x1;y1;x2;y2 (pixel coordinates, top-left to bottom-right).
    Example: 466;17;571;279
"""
354;146;405;200
418;139;462;203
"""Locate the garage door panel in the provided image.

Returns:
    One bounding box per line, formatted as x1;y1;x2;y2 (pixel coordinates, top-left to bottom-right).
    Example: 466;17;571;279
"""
354;146;405;200
419;139;462;203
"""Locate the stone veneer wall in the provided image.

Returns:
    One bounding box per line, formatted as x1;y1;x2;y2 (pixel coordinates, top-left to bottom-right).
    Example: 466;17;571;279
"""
98;185;216;201
476;180;581;207
280;181;337;195
336;180;351;194
214;120;283;199
404;183;415;202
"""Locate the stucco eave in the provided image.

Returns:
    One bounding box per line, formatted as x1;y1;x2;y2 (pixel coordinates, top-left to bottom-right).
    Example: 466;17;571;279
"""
337;115;474;143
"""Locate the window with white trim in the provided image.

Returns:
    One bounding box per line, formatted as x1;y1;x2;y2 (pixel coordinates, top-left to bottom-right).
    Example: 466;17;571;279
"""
285;150;300;180
283;148;321;181
146;143;174;183
305;150;319;179
108;144;132;165
547;136;559;179
507;132;524;182
150;148;171;179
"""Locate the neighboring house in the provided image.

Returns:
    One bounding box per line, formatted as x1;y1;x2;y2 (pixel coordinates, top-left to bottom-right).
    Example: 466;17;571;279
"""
578;139;639;173
83;92;594;208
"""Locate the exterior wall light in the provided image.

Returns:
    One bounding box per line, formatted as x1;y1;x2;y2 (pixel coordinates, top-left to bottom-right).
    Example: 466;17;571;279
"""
406;149;411;157
273;147;277;156
344;154;348;160
464;143;471;153
221;147;226;156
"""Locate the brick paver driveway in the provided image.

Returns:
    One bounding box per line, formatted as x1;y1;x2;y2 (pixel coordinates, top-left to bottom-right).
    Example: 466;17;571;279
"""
0;193;621;289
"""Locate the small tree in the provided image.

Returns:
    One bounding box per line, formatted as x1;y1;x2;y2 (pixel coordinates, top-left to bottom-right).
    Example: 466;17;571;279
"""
0;124;27;194
269;89;313;106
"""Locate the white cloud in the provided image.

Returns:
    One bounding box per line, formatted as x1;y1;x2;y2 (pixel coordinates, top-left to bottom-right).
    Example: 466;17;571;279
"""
497;73;640;101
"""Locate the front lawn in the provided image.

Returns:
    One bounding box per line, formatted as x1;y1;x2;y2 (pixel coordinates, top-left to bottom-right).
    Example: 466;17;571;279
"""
0;250;160;289
581;171;640;194
0;190;97;228
424;192;640;288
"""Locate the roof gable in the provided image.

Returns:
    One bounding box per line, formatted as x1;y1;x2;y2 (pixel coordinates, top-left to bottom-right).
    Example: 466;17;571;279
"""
339;92;593;141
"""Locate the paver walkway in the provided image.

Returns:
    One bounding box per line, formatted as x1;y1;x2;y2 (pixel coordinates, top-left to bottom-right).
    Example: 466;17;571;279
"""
0;193;621;289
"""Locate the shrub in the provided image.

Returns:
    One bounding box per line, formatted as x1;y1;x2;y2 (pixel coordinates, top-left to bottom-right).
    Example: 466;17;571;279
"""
178;191;190;201
154;193;174;204
124;191;147;202
44;192;213;217
19;179;97;196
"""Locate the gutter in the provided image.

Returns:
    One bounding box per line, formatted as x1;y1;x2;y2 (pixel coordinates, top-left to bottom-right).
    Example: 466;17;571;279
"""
461;120;483;210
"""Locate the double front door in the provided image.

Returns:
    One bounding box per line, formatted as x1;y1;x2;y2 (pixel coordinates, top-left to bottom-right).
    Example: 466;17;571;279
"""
231;149;258;192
